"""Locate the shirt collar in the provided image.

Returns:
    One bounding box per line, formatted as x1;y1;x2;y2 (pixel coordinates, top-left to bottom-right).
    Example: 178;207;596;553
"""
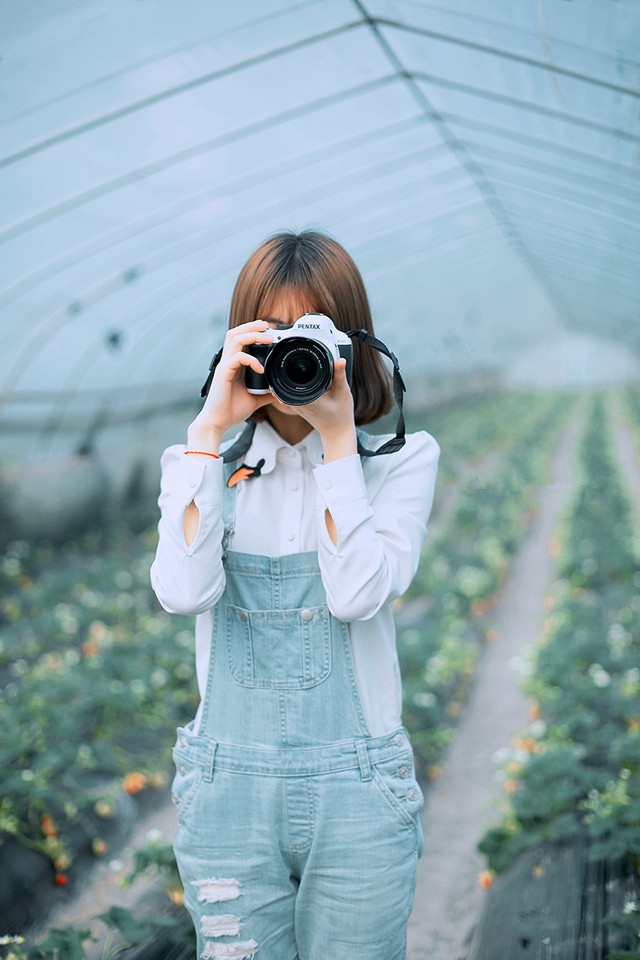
249;419;324;474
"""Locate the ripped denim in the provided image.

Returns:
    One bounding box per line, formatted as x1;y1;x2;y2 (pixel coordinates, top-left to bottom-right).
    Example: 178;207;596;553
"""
172;727;423;960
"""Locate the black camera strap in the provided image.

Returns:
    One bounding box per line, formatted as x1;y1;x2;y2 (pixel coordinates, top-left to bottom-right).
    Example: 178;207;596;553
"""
201;330;406;463
201;348;223;399
347;329;406;457
221;421;258;464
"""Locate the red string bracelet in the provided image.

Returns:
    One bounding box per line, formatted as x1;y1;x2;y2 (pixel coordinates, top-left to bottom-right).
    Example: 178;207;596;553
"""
184;450;220;458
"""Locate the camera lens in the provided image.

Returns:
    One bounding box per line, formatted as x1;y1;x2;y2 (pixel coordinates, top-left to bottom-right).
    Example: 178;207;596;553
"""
284;352;318;385
266;339;333;405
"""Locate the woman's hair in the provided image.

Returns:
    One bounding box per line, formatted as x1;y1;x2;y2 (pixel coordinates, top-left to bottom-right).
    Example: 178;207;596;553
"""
228;231;393;425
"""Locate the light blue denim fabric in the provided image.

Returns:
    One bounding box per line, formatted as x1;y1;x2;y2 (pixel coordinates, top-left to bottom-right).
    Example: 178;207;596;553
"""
171;468;424;960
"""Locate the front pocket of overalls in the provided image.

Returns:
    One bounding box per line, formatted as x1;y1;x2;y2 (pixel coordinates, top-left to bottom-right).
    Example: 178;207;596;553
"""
371;753;424;829
225;603;332;688
171;748;204;824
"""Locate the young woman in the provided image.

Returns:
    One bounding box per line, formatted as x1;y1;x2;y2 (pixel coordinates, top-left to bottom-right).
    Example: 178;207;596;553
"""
151;231;439;960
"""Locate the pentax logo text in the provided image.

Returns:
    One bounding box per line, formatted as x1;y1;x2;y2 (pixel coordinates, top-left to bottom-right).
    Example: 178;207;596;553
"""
298;323;321;329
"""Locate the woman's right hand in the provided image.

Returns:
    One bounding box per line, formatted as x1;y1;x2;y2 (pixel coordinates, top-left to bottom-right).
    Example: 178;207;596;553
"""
186;320;274;453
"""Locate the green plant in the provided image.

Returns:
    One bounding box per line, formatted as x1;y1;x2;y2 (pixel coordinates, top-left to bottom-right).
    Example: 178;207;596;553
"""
0;524;197;878
478;395;640;945
0;928;94;960
399;392;571;775
604;895;640;959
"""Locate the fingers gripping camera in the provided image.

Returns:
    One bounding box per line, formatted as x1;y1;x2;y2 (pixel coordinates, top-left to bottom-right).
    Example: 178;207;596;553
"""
244;314;353;406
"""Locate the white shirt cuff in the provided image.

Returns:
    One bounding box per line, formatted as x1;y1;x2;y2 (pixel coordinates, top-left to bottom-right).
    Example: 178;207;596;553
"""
313;453;367;507
163;444;224;507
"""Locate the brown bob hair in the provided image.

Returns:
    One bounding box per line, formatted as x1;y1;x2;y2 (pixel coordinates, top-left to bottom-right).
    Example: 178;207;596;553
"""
228;231;393;425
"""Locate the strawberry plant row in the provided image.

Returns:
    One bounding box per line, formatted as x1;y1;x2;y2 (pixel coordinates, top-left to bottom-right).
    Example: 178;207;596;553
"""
624;387;640;463
0;524;197;917
398;393;571;775
411;390;551;485
478;396;640;955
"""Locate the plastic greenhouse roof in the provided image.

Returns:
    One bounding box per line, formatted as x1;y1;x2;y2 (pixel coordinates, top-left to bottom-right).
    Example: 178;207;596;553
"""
1;0;639;434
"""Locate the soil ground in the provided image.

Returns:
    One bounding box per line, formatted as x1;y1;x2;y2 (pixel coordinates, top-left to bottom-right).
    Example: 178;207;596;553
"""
43;797;179;956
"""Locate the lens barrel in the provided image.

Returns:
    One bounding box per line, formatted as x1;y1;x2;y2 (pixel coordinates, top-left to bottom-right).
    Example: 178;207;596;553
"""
266;338;333;405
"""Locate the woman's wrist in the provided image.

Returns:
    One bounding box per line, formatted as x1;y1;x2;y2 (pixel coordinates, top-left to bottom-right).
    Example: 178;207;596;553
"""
186;420;225;455
320;423;357;463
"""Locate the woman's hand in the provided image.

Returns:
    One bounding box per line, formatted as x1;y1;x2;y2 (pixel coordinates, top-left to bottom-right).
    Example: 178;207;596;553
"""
187;321;274;453
294;359;357;463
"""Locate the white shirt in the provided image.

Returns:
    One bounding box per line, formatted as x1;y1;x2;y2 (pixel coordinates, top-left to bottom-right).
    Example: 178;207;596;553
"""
150;420;439;736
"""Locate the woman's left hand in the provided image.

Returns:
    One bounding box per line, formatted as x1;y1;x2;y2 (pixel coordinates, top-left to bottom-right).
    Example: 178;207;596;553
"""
295;359;357;462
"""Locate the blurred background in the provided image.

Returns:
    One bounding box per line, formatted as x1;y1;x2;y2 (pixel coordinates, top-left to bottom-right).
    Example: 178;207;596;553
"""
1;0;639;540
2;2;640;957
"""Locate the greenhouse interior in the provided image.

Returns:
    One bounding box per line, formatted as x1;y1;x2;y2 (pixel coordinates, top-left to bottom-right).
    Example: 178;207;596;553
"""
1;2;640;958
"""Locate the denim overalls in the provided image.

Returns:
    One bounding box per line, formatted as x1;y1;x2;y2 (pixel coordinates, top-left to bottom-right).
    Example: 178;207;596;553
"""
171;455;424;960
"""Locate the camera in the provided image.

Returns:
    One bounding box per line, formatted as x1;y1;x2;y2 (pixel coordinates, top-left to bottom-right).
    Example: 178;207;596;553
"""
244;313;353;406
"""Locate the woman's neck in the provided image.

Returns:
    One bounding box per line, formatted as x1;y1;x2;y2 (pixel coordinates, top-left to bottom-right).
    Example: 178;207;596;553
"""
265;408;313;447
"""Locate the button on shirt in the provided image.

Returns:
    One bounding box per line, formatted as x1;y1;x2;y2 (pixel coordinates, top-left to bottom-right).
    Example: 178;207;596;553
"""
151;420;439;737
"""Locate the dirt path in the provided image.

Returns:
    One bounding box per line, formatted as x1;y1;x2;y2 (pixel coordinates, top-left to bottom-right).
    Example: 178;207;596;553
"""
406;407;584;960
43;802;178;956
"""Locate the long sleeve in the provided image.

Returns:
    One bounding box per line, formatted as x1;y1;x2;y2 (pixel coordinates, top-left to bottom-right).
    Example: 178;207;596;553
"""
150;445;227;615
313;431;439;622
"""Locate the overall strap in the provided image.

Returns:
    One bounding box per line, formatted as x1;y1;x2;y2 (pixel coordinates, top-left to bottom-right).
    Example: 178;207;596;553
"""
221;472;237;558
220;425;257;555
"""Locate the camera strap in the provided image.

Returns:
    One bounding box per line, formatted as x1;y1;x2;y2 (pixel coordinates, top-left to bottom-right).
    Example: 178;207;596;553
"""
201;348;223;399
221;421;258;466
347;329;406;457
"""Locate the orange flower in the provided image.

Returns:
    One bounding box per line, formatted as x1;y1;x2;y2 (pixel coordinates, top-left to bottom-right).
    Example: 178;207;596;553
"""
53;850;72;871
123;772;147;795
478;870;494;889
446;700;462;719
92;838;108;857
41;815;58;837
527;701;542;722
428;765;442;781
471;599;489;617
166;882;185;906
503;778;518;794
54;873;68;886
82;640;99;657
